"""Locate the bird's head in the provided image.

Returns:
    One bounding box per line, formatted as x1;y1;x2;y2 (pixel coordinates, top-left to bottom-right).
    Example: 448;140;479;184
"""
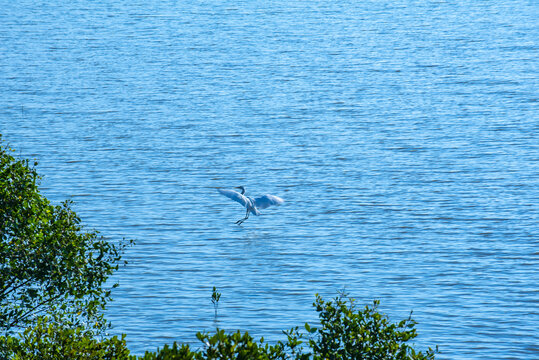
235;186;246;195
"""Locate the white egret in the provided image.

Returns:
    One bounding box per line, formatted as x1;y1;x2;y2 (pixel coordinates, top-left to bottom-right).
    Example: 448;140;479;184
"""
218;186;284;225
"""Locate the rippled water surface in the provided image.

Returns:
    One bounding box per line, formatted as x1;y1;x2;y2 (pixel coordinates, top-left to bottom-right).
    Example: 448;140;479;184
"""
1;1;538;358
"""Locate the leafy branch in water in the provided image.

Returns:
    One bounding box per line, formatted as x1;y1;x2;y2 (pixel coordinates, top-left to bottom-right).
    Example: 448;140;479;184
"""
211;287;221;319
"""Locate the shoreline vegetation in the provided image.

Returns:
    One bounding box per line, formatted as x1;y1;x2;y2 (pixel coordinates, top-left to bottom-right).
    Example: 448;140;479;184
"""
1;136;437;359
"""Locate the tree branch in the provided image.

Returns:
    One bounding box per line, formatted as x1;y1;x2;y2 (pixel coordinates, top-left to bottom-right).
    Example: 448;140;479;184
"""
0;278;33;298
7;293;63;331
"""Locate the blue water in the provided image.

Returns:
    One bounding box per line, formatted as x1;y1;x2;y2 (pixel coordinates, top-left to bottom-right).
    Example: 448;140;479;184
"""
1;1;538;358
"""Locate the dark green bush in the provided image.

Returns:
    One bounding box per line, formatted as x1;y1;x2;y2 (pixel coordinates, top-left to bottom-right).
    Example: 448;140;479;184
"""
134;342;195;360
0;136;131;336
136;331;287;360
0;318;130;360
305;294;436;359
135;293;437;360
1;136;132;358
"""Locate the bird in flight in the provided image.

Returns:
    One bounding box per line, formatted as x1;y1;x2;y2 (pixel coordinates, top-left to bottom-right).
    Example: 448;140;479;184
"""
218;186;284;225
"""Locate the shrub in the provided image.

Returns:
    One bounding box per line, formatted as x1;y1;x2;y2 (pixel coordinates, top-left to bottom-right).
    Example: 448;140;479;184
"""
135;331;286;360
136;293;437;360
1;135;132;359
0;318;130;360
0;135;131;335
135;342;195;360
305;294;436;359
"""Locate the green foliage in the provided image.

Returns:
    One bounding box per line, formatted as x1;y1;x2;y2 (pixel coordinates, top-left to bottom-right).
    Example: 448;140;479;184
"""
195;330;287;360
134;342;195;360
0;136;132;335
0;317;130;360
136;294;437;360
306;293;437;359
135;330;287;360
211;287;221;318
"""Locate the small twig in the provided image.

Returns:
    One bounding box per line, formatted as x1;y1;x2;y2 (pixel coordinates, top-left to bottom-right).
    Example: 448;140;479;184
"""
211;286;221;318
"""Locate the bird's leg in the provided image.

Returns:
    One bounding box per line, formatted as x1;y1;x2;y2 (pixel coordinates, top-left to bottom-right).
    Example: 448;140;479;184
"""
236;208;250;225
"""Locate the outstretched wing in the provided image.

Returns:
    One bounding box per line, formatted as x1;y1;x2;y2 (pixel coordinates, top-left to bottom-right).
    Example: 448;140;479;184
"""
218;189;250;208
254;194;284;210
